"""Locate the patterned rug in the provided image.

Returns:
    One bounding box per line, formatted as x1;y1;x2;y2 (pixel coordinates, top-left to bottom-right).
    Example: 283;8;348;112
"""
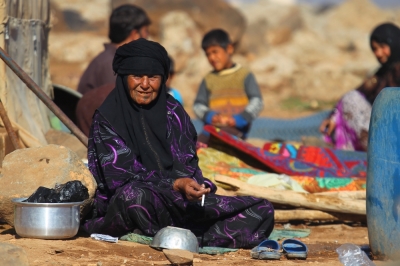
198;146;366;193
204;125;367;178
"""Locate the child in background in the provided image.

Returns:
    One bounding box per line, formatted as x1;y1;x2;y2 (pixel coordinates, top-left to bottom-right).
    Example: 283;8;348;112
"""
193;29;263;143
167;57;184;105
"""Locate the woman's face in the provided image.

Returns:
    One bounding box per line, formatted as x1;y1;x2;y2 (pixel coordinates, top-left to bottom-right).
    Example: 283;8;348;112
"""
127;74;162;105
371;40;391;64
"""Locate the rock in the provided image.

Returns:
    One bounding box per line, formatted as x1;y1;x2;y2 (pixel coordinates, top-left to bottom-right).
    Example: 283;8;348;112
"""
0;144;96;226
159;11;203;73
51;0;110;22
163;249;193;265
45;129;87;159
326;0;398;34
290;68;363;101
302;0;400;54
49;32;108;63
265;26;293;46
111;0;246;44
232;0;302;52
0;242;29;266
251;51;297;90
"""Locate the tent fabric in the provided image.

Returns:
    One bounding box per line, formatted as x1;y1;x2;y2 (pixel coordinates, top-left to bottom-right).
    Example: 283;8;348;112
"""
0;0;52;147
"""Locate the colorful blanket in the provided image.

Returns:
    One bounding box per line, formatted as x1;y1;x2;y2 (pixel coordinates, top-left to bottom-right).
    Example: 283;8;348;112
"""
198;147;366;193
204;125;367;178
290;176;366;192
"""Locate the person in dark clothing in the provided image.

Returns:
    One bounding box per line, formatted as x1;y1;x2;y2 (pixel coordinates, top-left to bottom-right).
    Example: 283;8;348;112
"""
82;38;275;248
319;23;400;151
75;83;114;137
77;4;150;95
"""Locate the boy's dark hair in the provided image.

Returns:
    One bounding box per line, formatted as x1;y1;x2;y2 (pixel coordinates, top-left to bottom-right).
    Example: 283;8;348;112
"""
201;29;232;50
109;5;151;44
169;56;174;75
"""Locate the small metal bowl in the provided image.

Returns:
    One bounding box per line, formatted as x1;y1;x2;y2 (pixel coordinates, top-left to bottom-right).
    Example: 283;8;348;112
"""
12;198;82;239
150;226;199;253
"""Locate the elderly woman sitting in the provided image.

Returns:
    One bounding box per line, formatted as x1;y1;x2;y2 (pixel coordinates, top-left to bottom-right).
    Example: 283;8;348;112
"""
82;38;274;248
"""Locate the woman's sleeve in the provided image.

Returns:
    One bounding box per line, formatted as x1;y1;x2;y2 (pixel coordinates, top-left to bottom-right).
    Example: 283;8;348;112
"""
88;112;175;194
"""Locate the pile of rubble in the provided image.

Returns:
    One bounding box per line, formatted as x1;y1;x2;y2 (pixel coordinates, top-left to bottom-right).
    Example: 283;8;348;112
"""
48;0;400;115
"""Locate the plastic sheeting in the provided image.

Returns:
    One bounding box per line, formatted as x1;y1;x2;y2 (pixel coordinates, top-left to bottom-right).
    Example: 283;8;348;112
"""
25;180;89;203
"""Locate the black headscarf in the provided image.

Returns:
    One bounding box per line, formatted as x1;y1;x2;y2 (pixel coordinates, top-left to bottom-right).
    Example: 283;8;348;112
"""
370;23;400;75
357;23;400;103
98;38;174;172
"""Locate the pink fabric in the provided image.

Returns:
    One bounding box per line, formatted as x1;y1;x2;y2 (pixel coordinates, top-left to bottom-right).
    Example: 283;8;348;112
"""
324;91;371;151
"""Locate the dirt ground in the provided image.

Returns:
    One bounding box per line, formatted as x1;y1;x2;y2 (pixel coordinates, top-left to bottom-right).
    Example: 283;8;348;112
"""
1;221;390;266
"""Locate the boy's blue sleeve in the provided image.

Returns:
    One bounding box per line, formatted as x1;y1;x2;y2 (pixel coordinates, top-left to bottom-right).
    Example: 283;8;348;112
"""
241;72;264;123
205;111;218;125
169;88;184;105
233;114;249;129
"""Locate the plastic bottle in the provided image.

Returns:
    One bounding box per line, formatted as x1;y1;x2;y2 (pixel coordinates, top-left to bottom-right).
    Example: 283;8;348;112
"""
336;243;375;266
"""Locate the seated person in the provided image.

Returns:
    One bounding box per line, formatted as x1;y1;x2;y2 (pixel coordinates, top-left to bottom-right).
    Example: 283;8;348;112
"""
193;29;263;143
82;38;274;248
320;23;400;151
75;83;114;137
77;4;150;95
167;57;183;105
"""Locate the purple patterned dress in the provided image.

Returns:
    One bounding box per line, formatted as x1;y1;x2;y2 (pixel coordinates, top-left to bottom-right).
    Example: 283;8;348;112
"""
82;99;274;248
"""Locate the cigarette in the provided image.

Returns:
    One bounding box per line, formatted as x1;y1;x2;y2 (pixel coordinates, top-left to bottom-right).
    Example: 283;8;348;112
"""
201;194;205;207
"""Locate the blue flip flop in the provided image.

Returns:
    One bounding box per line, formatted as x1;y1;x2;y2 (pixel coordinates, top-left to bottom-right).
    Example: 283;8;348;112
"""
282;238;308;259
250;239;281;260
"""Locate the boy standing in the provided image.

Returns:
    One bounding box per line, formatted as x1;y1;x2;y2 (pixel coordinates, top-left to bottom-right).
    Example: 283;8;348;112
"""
193;29;263;143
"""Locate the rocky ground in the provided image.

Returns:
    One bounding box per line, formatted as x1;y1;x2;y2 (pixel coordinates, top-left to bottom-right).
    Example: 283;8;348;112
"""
0;222;379;266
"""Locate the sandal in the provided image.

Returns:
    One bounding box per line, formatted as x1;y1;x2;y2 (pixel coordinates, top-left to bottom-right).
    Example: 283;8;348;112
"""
250;239;281;260
282;238;308;259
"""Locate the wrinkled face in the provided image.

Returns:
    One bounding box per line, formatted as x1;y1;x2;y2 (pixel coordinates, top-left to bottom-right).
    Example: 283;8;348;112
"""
371;40;391;64
127;74;162;105
205;44;234;72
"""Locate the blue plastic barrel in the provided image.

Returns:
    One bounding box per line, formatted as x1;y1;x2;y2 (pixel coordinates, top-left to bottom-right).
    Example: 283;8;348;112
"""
367;87;400;260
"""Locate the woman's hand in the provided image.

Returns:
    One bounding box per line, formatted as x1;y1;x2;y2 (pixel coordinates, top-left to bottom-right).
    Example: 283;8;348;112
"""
173;178;210;201
319;118;335;135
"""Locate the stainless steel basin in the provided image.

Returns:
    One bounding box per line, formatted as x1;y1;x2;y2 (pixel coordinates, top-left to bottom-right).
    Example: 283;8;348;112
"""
12;198;82;239
150;226;199;253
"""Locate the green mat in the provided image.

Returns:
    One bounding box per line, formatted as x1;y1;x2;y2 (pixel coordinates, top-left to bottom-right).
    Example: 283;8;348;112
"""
120;233;153;245
120;233;238;254
120;228;310;254
268;228;311;241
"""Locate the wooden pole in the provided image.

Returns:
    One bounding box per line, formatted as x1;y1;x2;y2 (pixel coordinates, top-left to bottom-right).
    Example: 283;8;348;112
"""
0;99;21;149
214;175;366;215
0;0;6;108
314;191;366;200
274;210;366;223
